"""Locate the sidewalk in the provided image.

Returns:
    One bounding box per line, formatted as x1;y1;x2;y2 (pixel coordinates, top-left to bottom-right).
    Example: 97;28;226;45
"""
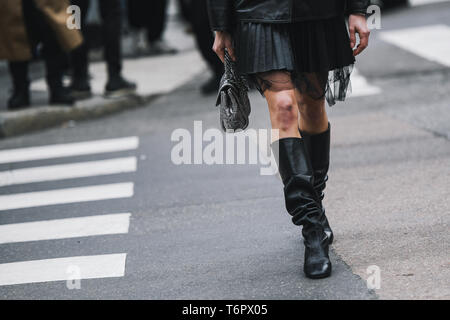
0;14;207;138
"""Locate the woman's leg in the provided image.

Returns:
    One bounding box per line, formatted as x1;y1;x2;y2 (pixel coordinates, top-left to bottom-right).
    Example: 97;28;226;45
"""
258;71;301;139
296;93;328;134
257;70;328;137
263;71;332;279
265;88;301;139
295;85;334;244
294;71;329;134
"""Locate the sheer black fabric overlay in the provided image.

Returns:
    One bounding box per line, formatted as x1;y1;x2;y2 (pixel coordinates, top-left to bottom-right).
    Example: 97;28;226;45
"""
233;15;355;106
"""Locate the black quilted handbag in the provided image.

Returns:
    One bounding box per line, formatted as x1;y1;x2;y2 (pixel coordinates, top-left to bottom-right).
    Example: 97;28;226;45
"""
215;50;251;132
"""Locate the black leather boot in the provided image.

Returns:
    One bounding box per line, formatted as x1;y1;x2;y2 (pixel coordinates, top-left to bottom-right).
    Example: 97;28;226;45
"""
300;123;334;244
8;83;30;110
47;77;75;106
104;75;137;98
70;44;92;100
273;138;332;279
70;76;92;100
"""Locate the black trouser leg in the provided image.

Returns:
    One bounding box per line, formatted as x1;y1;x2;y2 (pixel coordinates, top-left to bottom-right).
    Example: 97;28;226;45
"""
7;61;31;109
177;0;192;23
70;0;89;79
99;0;123;78
190;0;223;77
8;62;29;90
127;0;147;30
146;0;168;43
22;0;68;95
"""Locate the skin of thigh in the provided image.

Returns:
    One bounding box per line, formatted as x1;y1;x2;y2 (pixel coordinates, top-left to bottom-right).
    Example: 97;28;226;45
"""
258;70;329;137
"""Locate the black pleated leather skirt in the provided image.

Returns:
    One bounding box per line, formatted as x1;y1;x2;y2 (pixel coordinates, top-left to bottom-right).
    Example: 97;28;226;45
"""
233;15;355;106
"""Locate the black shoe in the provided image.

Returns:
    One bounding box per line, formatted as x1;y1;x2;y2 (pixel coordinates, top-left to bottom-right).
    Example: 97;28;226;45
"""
104;76;137;98
146;40;178;56
201;74;221;95
49;86;75;106
8;86;30;110
70;76;92;100
272;138;332;279
47;75;75;106
300;123;334;244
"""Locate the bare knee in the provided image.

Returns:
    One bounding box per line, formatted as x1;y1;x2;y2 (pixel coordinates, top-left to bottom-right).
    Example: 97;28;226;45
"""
270;93;298;132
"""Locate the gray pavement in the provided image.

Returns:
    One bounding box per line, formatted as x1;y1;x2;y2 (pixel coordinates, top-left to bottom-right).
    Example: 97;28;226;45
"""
0;1;449;300
0;10;205;137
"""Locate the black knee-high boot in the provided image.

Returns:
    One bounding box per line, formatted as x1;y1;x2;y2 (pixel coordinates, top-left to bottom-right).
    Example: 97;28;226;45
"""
300;123;334;244
273;138;332;279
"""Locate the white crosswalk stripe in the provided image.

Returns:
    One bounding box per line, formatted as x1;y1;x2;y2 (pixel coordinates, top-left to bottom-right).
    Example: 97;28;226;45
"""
0;136;139;164
409;0;450;6
0;137;139;287
0;157;137;187
0;183;134;211
350;68;381;97
0;254;127;286
0;213;131;244
380;24;450;67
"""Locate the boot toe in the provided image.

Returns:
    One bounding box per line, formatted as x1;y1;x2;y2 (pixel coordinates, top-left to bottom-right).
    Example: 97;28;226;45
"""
304;260;332;279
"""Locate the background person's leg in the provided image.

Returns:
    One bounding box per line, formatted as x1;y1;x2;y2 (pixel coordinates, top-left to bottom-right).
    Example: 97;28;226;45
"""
190;0;224;94
98;0;122;78
22;0;74;105
99;0;136;97
146;0;168;44
69;0;91;98
7;61;30;109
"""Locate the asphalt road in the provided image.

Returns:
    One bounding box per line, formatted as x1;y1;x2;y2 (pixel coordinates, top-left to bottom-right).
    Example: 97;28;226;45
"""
0;1;449;299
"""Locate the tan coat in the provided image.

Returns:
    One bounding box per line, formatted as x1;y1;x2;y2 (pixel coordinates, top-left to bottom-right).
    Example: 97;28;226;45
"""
0;0;83;61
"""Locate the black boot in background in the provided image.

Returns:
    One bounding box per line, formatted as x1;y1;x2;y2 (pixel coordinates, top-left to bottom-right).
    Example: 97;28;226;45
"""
7;62;31;110
300;123;334;244
45;48;74;106
104;75;137;98
69;44;92;100
47;76;75;106
70;75;92;100
273;138;332;279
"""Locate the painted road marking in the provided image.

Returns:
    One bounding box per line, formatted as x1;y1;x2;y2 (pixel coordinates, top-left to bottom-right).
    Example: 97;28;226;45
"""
0;183;134;211
380;24;450;67
0;254;127;286
0;213;131;244
0;137;139;165
350;68;382;97
0;157;137;187
409;0;450;6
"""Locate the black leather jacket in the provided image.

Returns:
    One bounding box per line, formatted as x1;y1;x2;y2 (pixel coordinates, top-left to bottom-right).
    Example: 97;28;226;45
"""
207;0;369;31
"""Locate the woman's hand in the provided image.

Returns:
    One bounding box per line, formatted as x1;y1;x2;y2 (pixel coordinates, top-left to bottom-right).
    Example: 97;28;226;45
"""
212;31;236;63
349;14;370;56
